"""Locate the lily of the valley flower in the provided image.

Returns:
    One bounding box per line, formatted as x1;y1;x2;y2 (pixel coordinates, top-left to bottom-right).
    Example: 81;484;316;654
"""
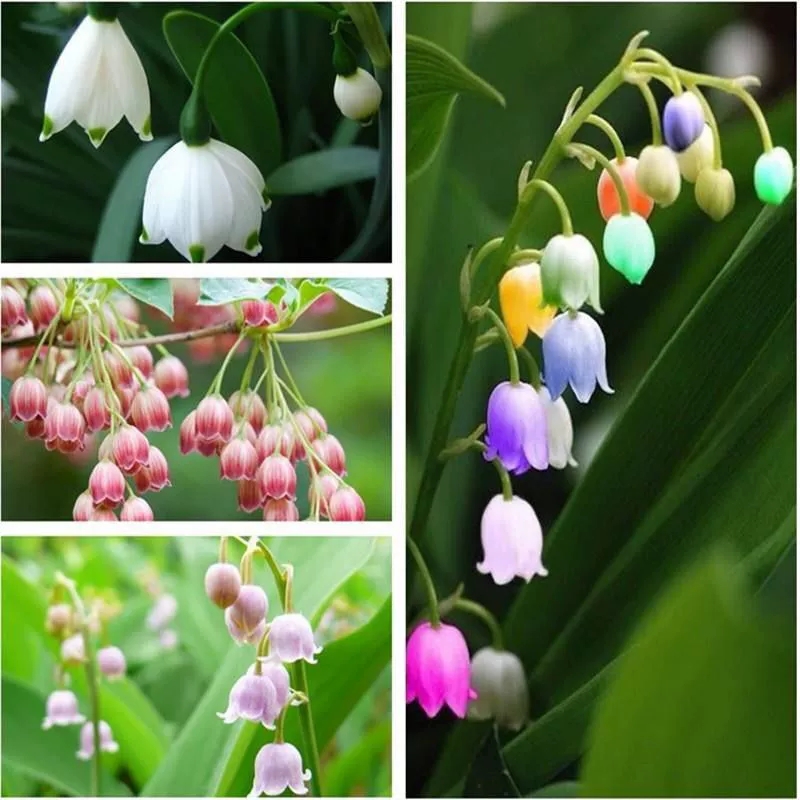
498;262;556;346
333;68;383;122
537;388;577;469
754;147;794;205
695;167;736;221
140;139;269;262
249;742;312;797
468;647;530;731
540;232;602;313
40;14;152;147
76;720;119;760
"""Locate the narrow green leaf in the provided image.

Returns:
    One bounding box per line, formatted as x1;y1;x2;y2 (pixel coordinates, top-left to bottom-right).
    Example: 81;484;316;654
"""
407;34;505;181
323;719;391;796
464;726;522;798
114;279;174;319
266;147;379;196
163;11;282;177
198;278;275;307
92;137;176;262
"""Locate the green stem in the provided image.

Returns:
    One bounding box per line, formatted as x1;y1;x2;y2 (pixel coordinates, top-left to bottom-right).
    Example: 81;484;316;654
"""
211;332;247;395
240;340;260;391
634;47;682;93
635;79;663;146
507;248;543;267
272;314;391;342
522;179;573;235
586;114;626;162
517;346;541;388
491;458;513;501
292;661;322;796
450;598;504;650
407;536;440;625
569;142;631;214
473;306;520;384
342;2;391;70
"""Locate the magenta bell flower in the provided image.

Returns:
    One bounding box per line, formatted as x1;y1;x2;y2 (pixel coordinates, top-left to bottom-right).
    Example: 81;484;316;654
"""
76;720;119;760
249;742;312;797
42;690;85;729
268;613;322;664
97;645;126;680
543;311;613;403
477;494;548;584
484;381;548;474
406;621;476;718
217;669;281;729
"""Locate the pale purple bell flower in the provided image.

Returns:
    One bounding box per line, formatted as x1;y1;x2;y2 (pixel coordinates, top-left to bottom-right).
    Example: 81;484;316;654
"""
268;613;322;664
477;494;548;585
60;633;85;665
97;645;126;680
542;311;613;403
146;593;178;630
42;689;85;729
76;720;119;760
248;742;311;797
225;584;268;644
253;657;293;710
218;669;281;729
484;381;548;474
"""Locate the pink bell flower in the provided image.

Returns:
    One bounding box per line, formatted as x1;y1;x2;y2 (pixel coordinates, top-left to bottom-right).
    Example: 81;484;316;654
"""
76;720;119;760
42;689;85;729
217;669;280;729
248;742;311;797
268;613;322;664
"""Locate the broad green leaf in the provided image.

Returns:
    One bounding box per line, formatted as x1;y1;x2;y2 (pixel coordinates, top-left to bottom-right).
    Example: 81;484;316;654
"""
581;552;795;797
464;726;521;798
323;719;391;797
1;677;132;797
267;147;379;196
529;782;581;798
197;278;275;307
92;137;176;262
163;11;282;177
295;278;390;318
113;278;174;319
407;34;505;182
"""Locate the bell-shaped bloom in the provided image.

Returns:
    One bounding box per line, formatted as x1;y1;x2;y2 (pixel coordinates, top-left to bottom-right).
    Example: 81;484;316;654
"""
241;299;279;328
636;144;682;206
662;92;705;152
254;657;293;711
333;68;382;122
140;139;268;262
195;395;235;446
46;603;73;636
263;498;301;522
217;670;280;728
9;376;48;423
257;454;296;499
249;742;312;797
205;562;242;609
602;213;656;284
120;496;154;521
146;593;177;631
97;645;126;679
309;474;339;518
498;262;556;346
540;233;602;313
1;286;28;329
310;434;346;475
76;720;119;760
42;690;85;729
225;584;268;644
154;355;190;399
596;156;654;221
61;633;86;665
229;390;268;433
484;381;548;475
44;401;86;453
293;407;327;442
130;385;171;432
221;438;259;481
537;388;577;469
127;346;153;379
406;621;475;718
132;446;171;493
238;479;265;514
28;286;60;331
83;387;113;432
468;647;529;731
543;312;613;403
477;494;548;585
268;613;322;664
695;167;736;221
754;147;794;205
328;487;366;521
88;459;126;507
676;124;714;183
40;15;151;147
111;424;150;473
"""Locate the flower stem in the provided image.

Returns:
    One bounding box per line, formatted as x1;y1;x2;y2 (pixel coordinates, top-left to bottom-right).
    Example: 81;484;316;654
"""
522;179;574;235
210;332;247;395
471;306;520;384
635;79;663;146
291;661;322;796
586;114;626;162
491;458;513;501
272;314;391;343
407;536;440;626
450;598;504;650
568;142;631;214
517;346;541;388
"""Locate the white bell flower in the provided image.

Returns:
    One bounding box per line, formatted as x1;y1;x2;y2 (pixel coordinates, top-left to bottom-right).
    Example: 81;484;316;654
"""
140;138;269;263
468;647;530;731
333;68;382;122
40;15;151;147
537;387;578;469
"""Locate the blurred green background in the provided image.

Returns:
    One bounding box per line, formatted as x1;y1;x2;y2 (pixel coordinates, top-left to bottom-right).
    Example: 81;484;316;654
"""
1;2;391;263
1;283;392;521
407;2;795;797
1;536;391;797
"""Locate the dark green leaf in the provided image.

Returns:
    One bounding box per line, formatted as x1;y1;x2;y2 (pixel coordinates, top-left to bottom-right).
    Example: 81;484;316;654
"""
114;279;174;319
163;11;282;177
528;783;581;798
464;726;522;798
267;147;379;196
92;137;176;263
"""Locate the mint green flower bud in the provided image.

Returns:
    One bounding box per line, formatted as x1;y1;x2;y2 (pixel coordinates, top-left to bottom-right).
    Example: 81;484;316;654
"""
754;147;794;205
676;124;714;184
602;213;655;284
636;145;681;206
695;167;736;222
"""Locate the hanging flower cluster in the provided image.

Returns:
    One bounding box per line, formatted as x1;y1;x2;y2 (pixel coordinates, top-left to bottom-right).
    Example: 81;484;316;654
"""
37;3;385;262
2;278;386;522
206;537;320;797
42;573;125;763
407;31;793;728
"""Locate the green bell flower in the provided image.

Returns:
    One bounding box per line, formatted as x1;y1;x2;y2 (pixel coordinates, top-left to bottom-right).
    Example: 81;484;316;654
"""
602;213;655;284
753;147;794;205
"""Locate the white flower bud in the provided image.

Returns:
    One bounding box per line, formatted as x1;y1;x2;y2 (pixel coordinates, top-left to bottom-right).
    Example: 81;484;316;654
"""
676;124;715;184
468;647;529;731
333;68;382;122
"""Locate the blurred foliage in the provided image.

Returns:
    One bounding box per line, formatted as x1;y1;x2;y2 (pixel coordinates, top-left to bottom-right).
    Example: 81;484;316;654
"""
406;2;795;797
1;535;392;797
1;284;392;521
1;2;391;262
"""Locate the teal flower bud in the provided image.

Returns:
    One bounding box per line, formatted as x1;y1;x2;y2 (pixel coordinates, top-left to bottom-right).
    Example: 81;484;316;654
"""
695;167;736;222
753;147;794;205
676;124;714;183
540;233;602;313
636;145;681;206
602;213;655;284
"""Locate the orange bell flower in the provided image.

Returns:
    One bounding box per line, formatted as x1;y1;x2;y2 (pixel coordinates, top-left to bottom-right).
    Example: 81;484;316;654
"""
499;262;557;346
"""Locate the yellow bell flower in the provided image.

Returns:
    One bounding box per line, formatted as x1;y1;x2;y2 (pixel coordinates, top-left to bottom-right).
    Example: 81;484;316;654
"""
499;262;557;346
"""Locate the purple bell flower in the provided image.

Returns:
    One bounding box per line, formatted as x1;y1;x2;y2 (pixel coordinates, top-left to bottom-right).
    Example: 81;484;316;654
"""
42;690;85;729
268;613;322;664
662;92;705;153
76;720;119;760
484;381;548;475
543;312;613;403
217;669;281;729
248;742;311;797
97;645;126;680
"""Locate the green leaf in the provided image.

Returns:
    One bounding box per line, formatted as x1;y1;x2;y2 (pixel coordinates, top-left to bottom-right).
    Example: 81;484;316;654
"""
113;279;174;319
323;719;391;797
2;376;12;414
92;137;176;262
295;278;390;318
163;11;282;177
581;551;795;797
407;34;505;182
464;726;521;798
1;676;132;797
198;278;275;307
267;147;379;196
528;783;581;798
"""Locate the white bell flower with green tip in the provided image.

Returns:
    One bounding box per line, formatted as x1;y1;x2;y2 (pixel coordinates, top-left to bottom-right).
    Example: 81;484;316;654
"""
40;14;152;147
140;139;269;263
334;68;382;122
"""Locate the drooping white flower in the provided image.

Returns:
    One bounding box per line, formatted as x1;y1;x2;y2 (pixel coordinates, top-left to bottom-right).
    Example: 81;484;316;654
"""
140;139;269;263
40;15;151;147
537;387;578;469
468;647;530;731
333;68;382;122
